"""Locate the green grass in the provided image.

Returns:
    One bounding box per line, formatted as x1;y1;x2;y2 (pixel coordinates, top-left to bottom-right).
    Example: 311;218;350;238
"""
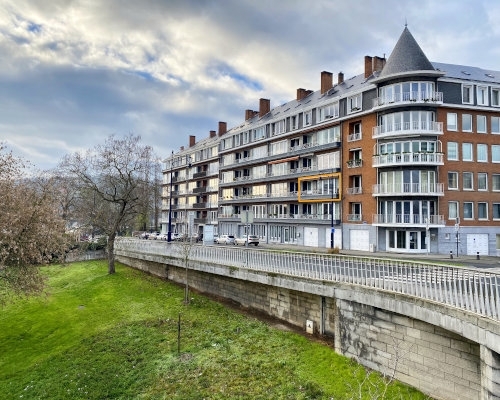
0;261;430;399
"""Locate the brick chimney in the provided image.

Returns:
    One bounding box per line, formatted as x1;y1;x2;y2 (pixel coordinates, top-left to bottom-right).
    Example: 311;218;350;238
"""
338;72;344;84
218;121;227;136
209;130;216;138
372;56;386;73
321;71;333;94
245;109;256;120
259;98;270;117
297;88;307;101
364;56;373;78
189;135;196;147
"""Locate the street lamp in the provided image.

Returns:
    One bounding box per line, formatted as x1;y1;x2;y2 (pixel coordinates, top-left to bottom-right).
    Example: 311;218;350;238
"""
167;151;174;242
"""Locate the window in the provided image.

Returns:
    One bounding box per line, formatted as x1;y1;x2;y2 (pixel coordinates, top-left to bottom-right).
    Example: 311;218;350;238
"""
493;174;500;191
462;114;472;132
494;203;500;219
448;172;458;190
493;145;500;162
347;93;362;113
477;86;489;106
447;142;458;160
318;102;339;121
290;115;299;130
462;143;473;161
463;202;473;219
447;113;457;131
478;173;488;191
448;201;458;219
463;172;473;190
478;203;488;220
492;117;500;134
271;120;285;136
462;84;473;104
492;88;500;107
303;111;312;127
477;115;487;133
477;144;488;162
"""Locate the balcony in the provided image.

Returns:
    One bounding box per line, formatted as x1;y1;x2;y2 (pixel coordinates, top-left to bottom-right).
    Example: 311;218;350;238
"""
193;202;206;209
372;91;443;108
347;132;362;142
193;171;207;179
346;159;363;168
372;183;444;196
347;214;362;222
372;121;443;139
193;186;207;194
372;152;444;167
372;214;445;226
346;187;362;195
299;189;339;200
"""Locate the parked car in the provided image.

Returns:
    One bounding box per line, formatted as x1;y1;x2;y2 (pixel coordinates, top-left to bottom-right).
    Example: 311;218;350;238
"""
213;234;218;243
148;232;161;240
235;235;259;246
172;233;182;241
157;233;168;241
216;234;235;245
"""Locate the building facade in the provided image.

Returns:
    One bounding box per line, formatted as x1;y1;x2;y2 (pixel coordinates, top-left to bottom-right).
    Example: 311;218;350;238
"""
163;27;500;256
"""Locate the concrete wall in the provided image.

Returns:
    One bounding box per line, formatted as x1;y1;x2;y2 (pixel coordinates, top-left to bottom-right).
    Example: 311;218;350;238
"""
116;249;500;400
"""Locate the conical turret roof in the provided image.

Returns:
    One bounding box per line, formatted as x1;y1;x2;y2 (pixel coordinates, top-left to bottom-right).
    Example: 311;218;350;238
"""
378;27;436;78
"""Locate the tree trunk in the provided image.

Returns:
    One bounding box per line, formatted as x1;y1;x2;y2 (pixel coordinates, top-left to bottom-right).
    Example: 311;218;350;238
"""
107;236;116;274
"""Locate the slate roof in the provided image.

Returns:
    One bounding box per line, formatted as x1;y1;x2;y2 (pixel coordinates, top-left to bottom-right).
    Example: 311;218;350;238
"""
379;27;435;77
432;62;500;84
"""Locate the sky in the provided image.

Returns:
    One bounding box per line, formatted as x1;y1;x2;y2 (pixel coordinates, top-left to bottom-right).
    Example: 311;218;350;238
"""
1;0;500;171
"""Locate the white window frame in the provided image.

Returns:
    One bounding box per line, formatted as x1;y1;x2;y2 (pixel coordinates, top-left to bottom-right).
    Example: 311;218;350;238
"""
493;174;500;191
492;116;500;134
448;201;459;220
477;144;488;162
447;142;458;160
493;145;500;163
447;113;458;131
462;114;472;132
463;202;474;220
492;87;500;107
463;172;473;191
478;172;488;191
303;110;312;127
462;143;473;161
448;172;458;190
462;84;473;104
290;115;299;130
478;202;488;220
477;86;489;106
347;93;362;113
494;203;500;220
477;115;487;133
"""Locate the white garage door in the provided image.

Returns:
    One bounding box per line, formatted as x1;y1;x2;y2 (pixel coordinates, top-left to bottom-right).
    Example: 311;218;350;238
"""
350;230;370;251
466;234;489;255
304;227;319;247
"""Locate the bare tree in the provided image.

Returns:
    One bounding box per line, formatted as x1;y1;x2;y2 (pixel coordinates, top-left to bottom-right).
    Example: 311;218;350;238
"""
59;134;157;274
0;145;69;304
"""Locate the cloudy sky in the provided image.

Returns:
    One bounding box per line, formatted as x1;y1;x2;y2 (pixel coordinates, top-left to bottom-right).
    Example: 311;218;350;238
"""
1;0;499;170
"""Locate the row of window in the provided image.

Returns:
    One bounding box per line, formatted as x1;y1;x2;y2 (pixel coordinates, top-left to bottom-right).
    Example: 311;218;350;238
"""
448;172;500;191
447;142;500;162
449;201;500;220
462;84;500;107
447;112;500;133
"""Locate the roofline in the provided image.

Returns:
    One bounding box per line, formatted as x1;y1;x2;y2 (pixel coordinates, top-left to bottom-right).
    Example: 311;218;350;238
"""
371;70;446;84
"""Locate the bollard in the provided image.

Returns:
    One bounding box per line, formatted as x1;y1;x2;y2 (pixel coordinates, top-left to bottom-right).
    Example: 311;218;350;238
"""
450;250;453;259
477;251;480;260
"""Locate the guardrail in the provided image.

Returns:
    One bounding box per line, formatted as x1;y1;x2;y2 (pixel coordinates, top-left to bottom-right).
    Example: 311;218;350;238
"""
116;239;499;321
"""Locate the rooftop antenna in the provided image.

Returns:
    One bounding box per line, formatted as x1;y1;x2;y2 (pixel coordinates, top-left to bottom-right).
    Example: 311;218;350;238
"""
405;18;408;28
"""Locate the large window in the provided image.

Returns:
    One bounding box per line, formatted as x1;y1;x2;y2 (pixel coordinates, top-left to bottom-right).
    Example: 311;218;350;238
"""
317;102;339;121
477;86;489;106
462;114;472;132
478;203;488;220
493;145;500;162
317;126;340;144
477;144;488;162
462;143;473;161
463;172;473;190
463;202;473;220
462;84;473;104
478;173;488;191
447;142;458;160
447;113;457;131
347;93;362;113
448;201;459;219
271;139;288;156
448;172;458;190
477;115;487;133
303;111;312;127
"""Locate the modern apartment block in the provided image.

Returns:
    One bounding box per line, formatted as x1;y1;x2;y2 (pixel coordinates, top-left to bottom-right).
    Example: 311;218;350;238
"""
163;27;500;256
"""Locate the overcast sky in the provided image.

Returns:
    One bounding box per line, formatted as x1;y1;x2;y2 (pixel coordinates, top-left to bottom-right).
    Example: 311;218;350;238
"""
1;0;499;170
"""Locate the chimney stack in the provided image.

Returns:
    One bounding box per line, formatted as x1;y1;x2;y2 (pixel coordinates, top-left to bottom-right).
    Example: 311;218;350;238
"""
338;72;344;84
297;88;307;101
259;98;270;117
321;71;333;94
372;56;386;73
218;121;227;136
364;56;373;78
209;130;216;138
189;135;196;147
245;109;256;120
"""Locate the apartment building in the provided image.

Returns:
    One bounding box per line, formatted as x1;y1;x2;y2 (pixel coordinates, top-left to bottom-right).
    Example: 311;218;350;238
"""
163;27;500;256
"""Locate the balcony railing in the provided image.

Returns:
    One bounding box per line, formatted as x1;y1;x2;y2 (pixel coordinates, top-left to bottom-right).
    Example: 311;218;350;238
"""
372;152;444;167
347;214;362;222
373;214;445;226
346;159;363;168
372;91;443;108
347;132;362;142
372;121;443;139
346;187;362;195
372;183;444;196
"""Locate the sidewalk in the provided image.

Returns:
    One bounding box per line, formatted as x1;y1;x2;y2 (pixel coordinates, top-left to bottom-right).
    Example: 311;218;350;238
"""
261;243;500;271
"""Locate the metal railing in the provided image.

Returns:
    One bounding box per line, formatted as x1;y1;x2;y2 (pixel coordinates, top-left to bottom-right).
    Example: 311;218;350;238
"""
115;239;500;321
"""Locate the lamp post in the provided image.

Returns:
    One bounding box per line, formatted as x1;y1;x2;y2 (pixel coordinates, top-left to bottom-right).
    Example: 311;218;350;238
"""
167;151;174;242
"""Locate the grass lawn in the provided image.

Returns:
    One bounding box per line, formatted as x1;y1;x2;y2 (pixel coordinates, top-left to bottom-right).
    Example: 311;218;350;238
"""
0;261;430;399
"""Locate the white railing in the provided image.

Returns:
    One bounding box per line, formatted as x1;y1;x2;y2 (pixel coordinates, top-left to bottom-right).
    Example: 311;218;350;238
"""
373;152;444;167
372;121;443;139
115;239;500;321
372;91;443;107
372;183;444;196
